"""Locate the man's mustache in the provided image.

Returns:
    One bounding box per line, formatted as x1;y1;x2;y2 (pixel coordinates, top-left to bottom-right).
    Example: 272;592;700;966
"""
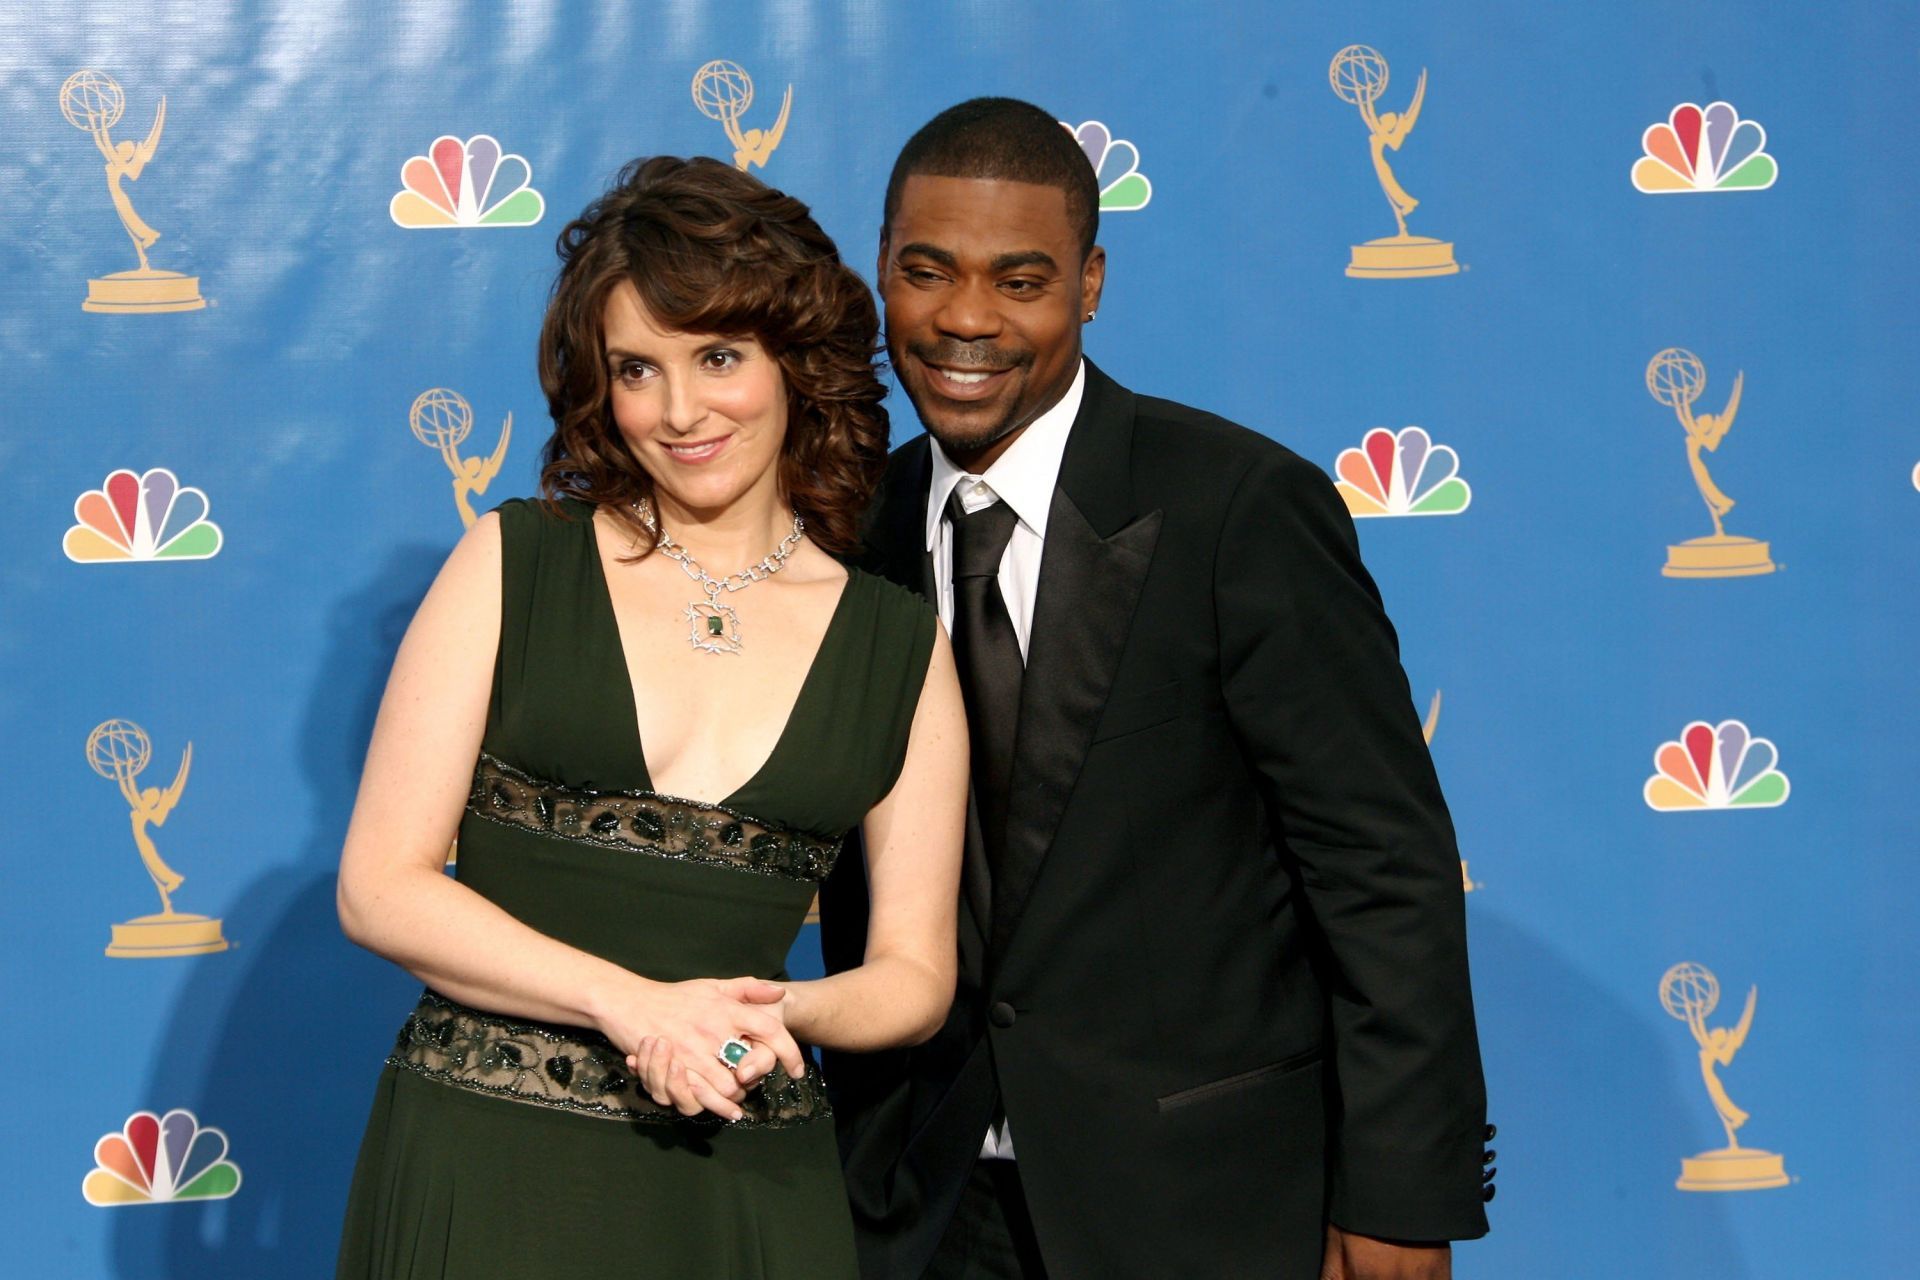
905;340;1033;373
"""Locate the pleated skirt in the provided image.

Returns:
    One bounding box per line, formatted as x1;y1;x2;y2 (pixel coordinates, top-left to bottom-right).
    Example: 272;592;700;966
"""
336;1066;858;1279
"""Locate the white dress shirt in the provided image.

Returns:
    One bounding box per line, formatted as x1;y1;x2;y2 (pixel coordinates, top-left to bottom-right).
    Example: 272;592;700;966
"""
923;359;1086;1159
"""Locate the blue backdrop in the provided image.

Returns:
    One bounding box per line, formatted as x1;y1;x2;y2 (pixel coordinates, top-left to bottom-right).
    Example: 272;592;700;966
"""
4;1;1915;1275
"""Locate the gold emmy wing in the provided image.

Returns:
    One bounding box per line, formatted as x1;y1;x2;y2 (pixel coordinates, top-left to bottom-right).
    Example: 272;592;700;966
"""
89;722;228;958
61;71;207;313
1647;351;1775;578
1329;48;1460;278
1660;964;1789;1191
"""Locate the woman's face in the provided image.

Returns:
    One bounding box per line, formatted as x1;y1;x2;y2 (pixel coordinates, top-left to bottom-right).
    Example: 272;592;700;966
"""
601;280;788;521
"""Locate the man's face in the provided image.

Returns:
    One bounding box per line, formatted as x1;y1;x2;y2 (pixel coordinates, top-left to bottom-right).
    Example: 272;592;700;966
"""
879;175;1105;469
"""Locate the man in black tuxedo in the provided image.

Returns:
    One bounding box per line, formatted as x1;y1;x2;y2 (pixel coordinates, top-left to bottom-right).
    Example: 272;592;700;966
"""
820;97;1492;1280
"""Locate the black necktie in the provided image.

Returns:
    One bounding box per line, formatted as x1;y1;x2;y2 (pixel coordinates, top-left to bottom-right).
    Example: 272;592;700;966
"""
946;489;1024;884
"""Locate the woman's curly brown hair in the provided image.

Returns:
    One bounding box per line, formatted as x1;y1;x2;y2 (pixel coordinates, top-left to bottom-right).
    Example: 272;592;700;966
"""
537;155;888;556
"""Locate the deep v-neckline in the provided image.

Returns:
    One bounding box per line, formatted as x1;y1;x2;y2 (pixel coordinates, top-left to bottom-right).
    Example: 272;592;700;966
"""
586;511;855;811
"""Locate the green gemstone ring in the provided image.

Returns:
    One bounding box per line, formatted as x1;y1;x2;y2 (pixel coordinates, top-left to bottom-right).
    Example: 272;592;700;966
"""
718;1038;752;1071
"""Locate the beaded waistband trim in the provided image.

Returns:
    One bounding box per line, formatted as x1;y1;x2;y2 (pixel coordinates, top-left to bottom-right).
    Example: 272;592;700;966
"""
387;991;830;1128
465;753;843;883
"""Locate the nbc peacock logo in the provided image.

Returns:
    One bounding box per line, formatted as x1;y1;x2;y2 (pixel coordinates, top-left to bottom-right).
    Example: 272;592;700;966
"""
64;468;222;562
82;1109;241;1206
1333;426;1471;518
390;134;545;228
1644;719;1790;811
1632;102;1777;194
1061;121;1151;212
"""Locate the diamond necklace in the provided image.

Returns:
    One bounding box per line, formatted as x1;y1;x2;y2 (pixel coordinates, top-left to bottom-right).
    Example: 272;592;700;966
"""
632;499;805;655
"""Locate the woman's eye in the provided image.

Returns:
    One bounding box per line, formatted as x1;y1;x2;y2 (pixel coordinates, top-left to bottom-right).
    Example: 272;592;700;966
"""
704;349;740;370
615;362;653;385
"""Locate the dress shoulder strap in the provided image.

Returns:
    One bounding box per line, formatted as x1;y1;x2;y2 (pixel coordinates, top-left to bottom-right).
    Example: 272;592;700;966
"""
482;497;608;755
854;570;940;801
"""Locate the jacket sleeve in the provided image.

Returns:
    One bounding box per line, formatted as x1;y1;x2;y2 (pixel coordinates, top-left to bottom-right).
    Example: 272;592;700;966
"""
1213;446;1491;1241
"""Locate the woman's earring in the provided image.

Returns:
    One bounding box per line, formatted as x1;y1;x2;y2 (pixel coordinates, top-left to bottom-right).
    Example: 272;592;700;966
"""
1085;310;1096;322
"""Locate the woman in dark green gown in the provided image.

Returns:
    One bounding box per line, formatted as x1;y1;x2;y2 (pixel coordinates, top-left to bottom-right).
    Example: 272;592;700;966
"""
335;157;967;1278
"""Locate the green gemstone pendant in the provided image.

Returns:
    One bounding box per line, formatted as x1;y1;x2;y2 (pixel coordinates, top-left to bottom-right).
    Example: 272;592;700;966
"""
687;600;743;655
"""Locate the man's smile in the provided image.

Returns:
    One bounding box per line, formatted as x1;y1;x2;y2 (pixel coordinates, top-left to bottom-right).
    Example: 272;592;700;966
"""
917;358;1017;402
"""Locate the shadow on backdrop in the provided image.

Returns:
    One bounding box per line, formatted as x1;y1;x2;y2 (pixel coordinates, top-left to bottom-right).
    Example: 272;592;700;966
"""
113;544;442;1279
106;547;1754;1279
1462;909;1752;1279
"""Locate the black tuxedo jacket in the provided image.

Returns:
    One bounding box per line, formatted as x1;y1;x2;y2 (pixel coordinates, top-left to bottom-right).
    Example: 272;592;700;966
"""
820;363;1490;1279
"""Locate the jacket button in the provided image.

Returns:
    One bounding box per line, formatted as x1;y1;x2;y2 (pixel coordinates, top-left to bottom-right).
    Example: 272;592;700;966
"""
1482;1184;1497;1203
989;1002;1017;1028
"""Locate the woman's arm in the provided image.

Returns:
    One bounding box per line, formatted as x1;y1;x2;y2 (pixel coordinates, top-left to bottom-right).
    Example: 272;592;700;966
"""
335;513;800;1118
778;629;968;1051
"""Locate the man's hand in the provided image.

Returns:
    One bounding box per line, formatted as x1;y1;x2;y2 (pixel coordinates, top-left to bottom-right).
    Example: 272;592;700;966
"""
1320;1225;1451;1280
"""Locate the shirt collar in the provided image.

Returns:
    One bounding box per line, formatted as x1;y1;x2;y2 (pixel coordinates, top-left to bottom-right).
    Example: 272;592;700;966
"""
923;359;1086;551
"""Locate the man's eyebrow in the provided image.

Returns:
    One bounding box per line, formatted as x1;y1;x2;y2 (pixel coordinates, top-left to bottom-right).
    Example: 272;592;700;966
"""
893;244;1059;273
989;250;1058;273
894;242;957;268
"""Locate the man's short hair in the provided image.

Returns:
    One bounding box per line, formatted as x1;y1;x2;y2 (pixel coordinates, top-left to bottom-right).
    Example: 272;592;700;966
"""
884;97;1100;257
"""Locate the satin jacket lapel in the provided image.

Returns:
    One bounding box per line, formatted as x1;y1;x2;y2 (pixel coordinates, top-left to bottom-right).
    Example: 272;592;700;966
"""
990;363;1161;962
869;437;933;593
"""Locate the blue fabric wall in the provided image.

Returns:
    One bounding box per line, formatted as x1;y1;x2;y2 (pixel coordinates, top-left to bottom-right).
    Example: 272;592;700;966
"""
4;1;1914;1274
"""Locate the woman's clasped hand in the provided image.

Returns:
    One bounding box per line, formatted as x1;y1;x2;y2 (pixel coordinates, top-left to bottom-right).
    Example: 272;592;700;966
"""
601;975;806;1121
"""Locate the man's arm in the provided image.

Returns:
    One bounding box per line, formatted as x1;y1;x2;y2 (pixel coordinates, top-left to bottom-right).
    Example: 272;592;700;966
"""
1213;447;1490;1243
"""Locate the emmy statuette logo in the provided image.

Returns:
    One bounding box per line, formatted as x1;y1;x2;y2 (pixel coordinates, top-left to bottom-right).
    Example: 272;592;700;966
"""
1061;121;1152;212
692;61;790;171
1633;103;1778;194
1333;426;1472;518
390;134;546;228
83;1109;241;1206
1329;46;1460;278
1659;963;1791;1191
87;720;228;958
1647;348;1774;577
410;388;511;530
64;467;223;563
59;70;206;313
1421;691;1478;892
